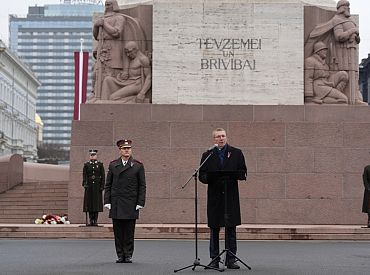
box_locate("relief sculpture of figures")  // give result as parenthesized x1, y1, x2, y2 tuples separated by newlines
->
(304, 0, 366, 105)
(304, 41, 348, 104)
(89, 0, 152, 103)
(91, 0, 127, 102)
(101, 41, 152, 103)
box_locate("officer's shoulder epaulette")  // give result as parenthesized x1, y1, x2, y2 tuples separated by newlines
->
(133, 159, 143, 164)
(109, 158, 122, 164)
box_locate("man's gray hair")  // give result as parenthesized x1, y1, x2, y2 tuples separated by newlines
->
(212, 128, 226, 137)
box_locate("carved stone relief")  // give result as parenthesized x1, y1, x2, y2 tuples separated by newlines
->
(88, 0, 152, 104)
(304, 0, 366, 105)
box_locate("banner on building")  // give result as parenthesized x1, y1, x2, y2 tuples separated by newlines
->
(73, 51, 89, 120)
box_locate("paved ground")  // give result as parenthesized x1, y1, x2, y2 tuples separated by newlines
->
(1, 239, 370, 274)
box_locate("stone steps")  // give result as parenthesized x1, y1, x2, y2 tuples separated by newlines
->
(1, 192, 68, 198)
(0, 196, 67, 202)
(0, 201, 67, 206)
(0, 205, 67, 210)
(10, 182, 68, 189)
(0, 180, 68, 223)
(16, 181, 67, 186)
(0, 210, 68, 216)
(1, 224, 370, 240)
(0, 218, 46, 224)
(7, 188, 68, 193)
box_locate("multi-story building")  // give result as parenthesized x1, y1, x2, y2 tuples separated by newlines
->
(0, 40, 40, 161)
(9, 1, 103, 153)
(360, 54, 370, 105)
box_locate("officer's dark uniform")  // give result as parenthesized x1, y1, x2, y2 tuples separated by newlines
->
(82, 149, 105, 226)
(104, 139, 146, 263)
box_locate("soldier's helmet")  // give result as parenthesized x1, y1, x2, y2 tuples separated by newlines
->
(314, 41, 328, 54)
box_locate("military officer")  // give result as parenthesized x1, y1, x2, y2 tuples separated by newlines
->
(82, 149, 105, 226)
(104, 139, 146, 263)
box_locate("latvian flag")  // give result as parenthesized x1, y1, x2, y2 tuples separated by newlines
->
(73, 51, 89, 120)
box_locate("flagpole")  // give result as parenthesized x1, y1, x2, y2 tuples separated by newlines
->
(79, 38, 84, 120)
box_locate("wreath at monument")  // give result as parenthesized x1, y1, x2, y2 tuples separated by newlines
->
(34, 214, 70, 225)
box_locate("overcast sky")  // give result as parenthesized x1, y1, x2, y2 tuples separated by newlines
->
(0, 0, 369, 61)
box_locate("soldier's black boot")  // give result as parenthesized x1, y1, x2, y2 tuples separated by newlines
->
(89, 212, 94, 226)
(367, 214, 370, 228)
(94, 213, 99, 226)
(90, 212, 98, 226)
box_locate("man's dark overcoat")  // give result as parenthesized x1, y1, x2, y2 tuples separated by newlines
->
(199, 145, 247, 228)
(104, 156, 146, 219)
(82, 160, 105, 212)
(362, 165, 370, 213)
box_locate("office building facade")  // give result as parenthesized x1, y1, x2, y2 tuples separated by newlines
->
(360, 54, 370, 105)
(9, 1, 103, 152)
(0, 40, 40, 161)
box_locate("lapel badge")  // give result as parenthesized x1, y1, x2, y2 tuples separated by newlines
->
(227, 152, 231, 158)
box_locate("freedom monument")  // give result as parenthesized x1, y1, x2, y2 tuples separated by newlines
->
(69, 0, 370, 225)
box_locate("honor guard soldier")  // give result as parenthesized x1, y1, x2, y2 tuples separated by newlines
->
(104, 139, 146, 263)
(82, 149, 105, 226)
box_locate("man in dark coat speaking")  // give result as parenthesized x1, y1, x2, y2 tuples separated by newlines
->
(362, 164, 370, 228)
(82, 149, 105, 226)
(199, 128, 247, 270)
(104, 139, 146, 263)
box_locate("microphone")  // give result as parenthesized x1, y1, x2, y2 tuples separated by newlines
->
(207, 144, 218, 151)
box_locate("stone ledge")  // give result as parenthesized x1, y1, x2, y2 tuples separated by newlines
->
(1, 224, 370, 240)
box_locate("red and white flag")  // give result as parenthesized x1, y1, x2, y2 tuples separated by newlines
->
(73, 51, 89, 120)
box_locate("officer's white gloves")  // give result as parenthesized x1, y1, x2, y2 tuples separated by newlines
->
(104, 204, 142, 210)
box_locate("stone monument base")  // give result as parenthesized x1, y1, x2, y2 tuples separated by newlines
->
(69, 104, 370, 225)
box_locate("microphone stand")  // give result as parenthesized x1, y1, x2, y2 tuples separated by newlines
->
(207, 172, 251, 270)
(174, 150, 222, 273)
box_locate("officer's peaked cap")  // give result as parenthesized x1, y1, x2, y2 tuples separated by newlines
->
(116, 139, 132, 148)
